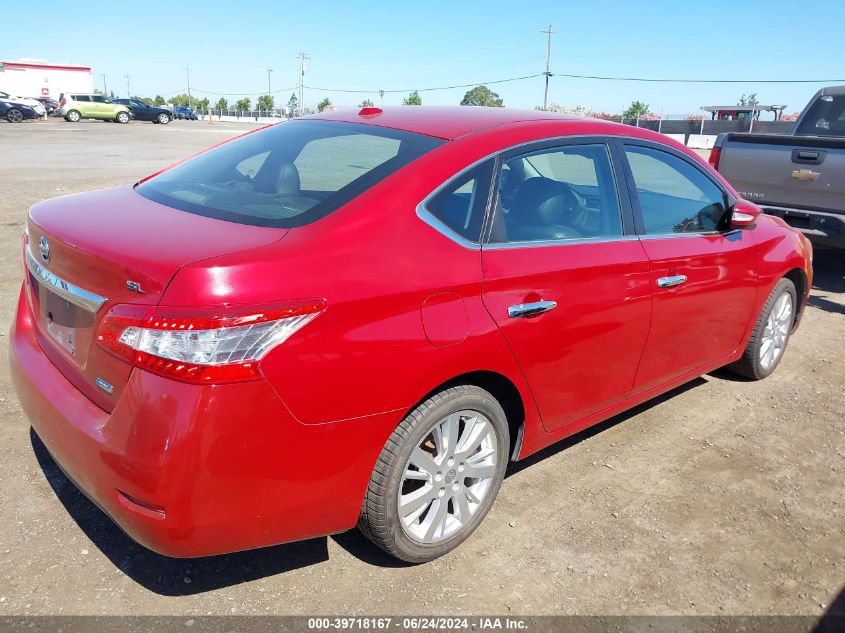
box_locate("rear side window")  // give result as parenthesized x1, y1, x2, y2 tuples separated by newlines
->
(73, 95, 90, 102)
(625, 146, 728, 235)
(424, 162, 493, 243)
(795, 94, 845, 136)
(136, 121, 444, 228)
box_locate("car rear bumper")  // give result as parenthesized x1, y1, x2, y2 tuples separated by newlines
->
(762, 205, 845, 249)
(10, 284, 400, 557)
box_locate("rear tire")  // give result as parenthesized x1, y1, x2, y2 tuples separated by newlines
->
(727, 278, 797, 380)
(6, 108, 23, 123)
(358, 385, 509, 563)
(65, 110, 81, 122)
(116, 111, 130, 124)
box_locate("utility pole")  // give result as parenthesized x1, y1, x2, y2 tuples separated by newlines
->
(100, 74, 108, 96)
(540, 24, 556, 110)
(297, 52, 309, 116)
(267, 66, 273, 96)
(184, 66, 192, 108)
(124, 74, 131, 98)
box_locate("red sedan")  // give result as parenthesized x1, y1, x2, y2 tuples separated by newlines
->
(10, 106, 812, 563)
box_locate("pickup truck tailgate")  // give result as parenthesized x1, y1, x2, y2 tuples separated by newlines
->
(718, 134, 845, 214)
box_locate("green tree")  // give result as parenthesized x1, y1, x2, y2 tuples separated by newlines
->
(235, 97, 251, 111)
(460, 85, 503, 107)
(197, 97, 209, 110)
(142, 97, 153, 105)
(623, 100, 650, 119)
(171, 94, 192, 107)
(359, 98, 374, 108)
(257, 94, 275, 111)
(317, 97, 333, 112)
(402, 90, 422, 106)
(153, 95, 165, 106)
(287, 92, 299, 116)
(215, 97, 228, 111)
(738, 93, 759, 107)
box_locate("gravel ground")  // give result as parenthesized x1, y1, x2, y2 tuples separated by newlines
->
(0, 118, 842, 617)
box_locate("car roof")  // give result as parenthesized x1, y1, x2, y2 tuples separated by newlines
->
(311, 106, 587, 140)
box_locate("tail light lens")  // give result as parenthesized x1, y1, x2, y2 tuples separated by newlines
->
(60, 96, 66, 106)
(708, 146, 721, 170)
(97, 300, 325, 384)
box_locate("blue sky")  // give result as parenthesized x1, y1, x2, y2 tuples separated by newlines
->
(5, 0, 845, 115)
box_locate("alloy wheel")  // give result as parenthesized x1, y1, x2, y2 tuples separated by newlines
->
(759, 292, 793, 371)
(398, 410, 498, 544)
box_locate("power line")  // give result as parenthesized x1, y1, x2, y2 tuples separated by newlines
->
(304, 73, 544, 94)
(551, 72, 845, 84)
(187, 86, 297, 96)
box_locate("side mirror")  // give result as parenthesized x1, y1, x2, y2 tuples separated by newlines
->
(730, 199, 761, 229)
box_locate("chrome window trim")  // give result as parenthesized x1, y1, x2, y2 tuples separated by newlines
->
(483, 234, 640, 250)
(638, 229, 742, 240)
(25, 247, 107, 313)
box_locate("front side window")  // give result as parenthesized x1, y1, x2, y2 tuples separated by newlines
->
(424, 162, 493, 243)
(136, 120, 444, 228)
(488, 143, 623, 243)
(625, 146, 728, 235)
(91, 95, 106, 103)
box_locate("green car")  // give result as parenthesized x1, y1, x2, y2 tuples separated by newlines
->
(59, 93, 131, 123)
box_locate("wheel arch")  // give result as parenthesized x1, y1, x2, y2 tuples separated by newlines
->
(783, 267, 807, 327)
(410, 370, 527, 462)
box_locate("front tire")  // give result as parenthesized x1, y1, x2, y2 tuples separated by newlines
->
(6, 108, 23, 123)
(65, 109, 81, 122)
(728, 278, 797, 380)
(116, 111, 130, 124)
(359, 385, 509, 563)
(157, 113, 170, 124)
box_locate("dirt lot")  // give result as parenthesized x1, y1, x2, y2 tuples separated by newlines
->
(0, 118, 842, 617)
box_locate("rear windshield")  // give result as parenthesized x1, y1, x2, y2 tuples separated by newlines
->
(794, 94, 845, 136)
(135, 120, 444, 227)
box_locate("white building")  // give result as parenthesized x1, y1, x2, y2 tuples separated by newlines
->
(0, 59, 93, 99)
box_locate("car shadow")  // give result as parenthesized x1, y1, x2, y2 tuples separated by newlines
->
(812, 248, 845, 292)
(506, 378, 706, 477)
(30, 429, 330, 596)
(814, 582, 845, 632)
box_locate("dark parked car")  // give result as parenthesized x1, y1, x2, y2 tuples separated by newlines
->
(113, 99, 172, 124)
(32, 96, 60, 115)
(173, 105, 198, 120)
(0, 100, 39, 123)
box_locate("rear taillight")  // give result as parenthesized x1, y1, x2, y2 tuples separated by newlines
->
(97, 300, 325, 384)
(708, 146, 721, 170)
(60, 96, 66, 106)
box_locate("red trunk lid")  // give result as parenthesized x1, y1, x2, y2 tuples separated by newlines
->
(25, 184, 287, 411)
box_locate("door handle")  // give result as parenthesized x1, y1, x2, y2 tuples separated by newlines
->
(508, 300, 558, 318)
(657, 274, 687, 288)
